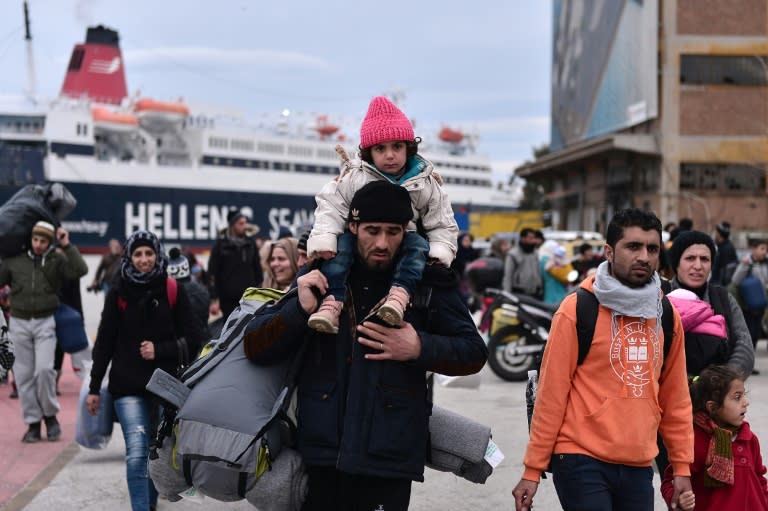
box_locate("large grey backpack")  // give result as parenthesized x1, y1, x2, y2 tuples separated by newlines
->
(147, 287, 307, 509)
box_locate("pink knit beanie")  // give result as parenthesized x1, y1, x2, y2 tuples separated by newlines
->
(359, 96, 415, 149)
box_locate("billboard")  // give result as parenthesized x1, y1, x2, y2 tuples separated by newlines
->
(550, 0, 659, 150)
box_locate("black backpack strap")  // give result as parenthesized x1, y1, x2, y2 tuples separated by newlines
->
(576, 288, 675, 366)
(575, 288, 598, 365)
(661, 296, 674, 364)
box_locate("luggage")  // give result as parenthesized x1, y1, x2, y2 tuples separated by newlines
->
(147, 287, 307, 508)
(54, 303, 89, 353)
(0, 182, 76, 258)
(75, 363, 113, 449)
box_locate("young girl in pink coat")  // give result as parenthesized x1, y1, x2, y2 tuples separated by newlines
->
(661, 365, 768, 510)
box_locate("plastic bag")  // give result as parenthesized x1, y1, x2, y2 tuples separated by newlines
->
(75, 363, 113, 449)
(70, 343, 92, 380)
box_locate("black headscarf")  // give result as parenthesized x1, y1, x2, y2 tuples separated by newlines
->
(120, 230, 168, 286)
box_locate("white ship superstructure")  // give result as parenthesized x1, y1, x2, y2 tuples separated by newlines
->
(0, 24, 514, 248)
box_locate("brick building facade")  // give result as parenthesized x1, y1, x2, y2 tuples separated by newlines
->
(517, 0, 768, 239)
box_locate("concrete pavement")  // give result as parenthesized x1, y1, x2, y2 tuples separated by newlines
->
(3, 255, 768, 510)
(7, 350, 768, 510)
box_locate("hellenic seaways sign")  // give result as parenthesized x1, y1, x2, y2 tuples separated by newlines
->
(0, 182, 317, 249)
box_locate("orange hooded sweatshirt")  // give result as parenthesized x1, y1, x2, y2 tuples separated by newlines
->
(522, 276, 693, 482)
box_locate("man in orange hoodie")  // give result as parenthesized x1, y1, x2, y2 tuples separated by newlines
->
(512, 208, 694, 511)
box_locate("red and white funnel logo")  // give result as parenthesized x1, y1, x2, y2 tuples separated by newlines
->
(87, 56, 122, 75)
(60, 26, 127, 105)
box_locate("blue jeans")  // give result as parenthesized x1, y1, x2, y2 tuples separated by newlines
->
(113, 396, 158, 511)
(551, 454, 654, 511)
(322, 231, 429, 301)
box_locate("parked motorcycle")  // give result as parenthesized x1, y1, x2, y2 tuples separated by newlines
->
(478, 288, 557, 381)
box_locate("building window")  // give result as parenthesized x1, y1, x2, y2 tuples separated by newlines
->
(680, 55, 768, 85)
(680, 163, 765, 191)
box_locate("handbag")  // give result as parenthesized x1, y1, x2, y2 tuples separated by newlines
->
(738, 274, 767, 310)
(54, 303, 89, 353)
(75, 363, 114, 449)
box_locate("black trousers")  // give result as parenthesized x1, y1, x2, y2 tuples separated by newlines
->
(301, 466, 412, 511)
(743, 307, 765, 350)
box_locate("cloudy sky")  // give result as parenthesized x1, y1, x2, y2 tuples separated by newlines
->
(0, 1, 552, 178)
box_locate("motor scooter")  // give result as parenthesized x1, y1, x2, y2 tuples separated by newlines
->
(477, 288, 558, 381)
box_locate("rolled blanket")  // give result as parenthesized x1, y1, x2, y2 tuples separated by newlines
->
(148, 444, 185, 502)
(246, 447, 308, 511)
(428, 405, 494, 484)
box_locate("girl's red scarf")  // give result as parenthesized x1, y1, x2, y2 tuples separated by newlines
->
(693, 411, 739, 487)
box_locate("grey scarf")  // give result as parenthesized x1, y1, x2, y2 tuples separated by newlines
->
(592, 261, 662, 319)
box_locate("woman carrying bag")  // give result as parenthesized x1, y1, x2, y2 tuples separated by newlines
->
(85, 230, 205, 511)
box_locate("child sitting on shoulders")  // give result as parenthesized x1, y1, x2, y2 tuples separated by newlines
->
(306, 96, 458, 333)
(661, 365, 768, 510)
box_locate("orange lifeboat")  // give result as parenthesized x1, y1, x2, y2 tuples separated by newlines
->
(91, 106, 139, 132)
(314, 115, 339, 139)
(134, 98, 189, 124)
(438, 127, 464, 144)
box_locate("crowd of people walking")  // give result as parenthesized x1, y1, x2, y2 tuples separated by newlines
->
(2, 96, 768, 511)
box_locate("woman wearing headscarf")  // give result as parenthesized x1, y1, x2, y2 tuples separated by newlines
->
(262, 237, 300, 291)
(666, 230, 754, 377)
(655, 230, 755, 476)
(86, 231, 206, 511)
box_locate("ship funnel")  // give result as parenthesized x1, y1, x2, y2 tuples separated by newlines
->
(60, 25, 128, 105)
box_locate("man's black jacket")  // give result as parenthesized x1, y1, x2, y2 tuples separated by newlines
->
(243, 264, 487, 481)
(207, 232, 262, 314)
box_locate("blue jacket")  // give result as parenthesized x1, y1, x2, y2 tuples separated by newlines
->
(243, 264, 487, 481)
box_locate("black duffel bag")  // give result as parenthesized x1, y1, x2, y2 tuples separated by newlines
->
(0, 183, 77, 258)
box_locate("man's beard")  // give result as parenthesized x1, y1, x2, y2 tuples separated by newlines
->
(365, 258, 392, 272)
(362, 250, 395, 272)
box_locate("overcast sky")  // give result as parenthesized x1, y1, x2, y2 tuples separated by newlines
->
(0, 1, 552, 178)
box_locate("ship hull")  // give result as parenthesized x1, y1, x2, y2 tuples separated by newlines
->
(0, 181, 476, 251)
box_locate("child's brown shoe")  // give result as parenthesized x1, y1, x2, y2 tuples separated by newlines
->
(308, 296, 343, 334)
(376, 286, 410, 326)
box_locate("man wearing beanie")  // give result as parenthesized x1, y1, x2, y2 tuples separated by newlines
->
(243, 182, 487, 510)
(207, 209, 263, 320)
(0, 221, 88, 442)
(306, 95, 458, 333)
(168, 247, 210, 340)
(711, 221, 738, 286)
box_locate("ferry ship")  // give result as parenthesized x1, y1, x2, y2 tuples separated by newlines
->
(0, 23, 516, 250)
